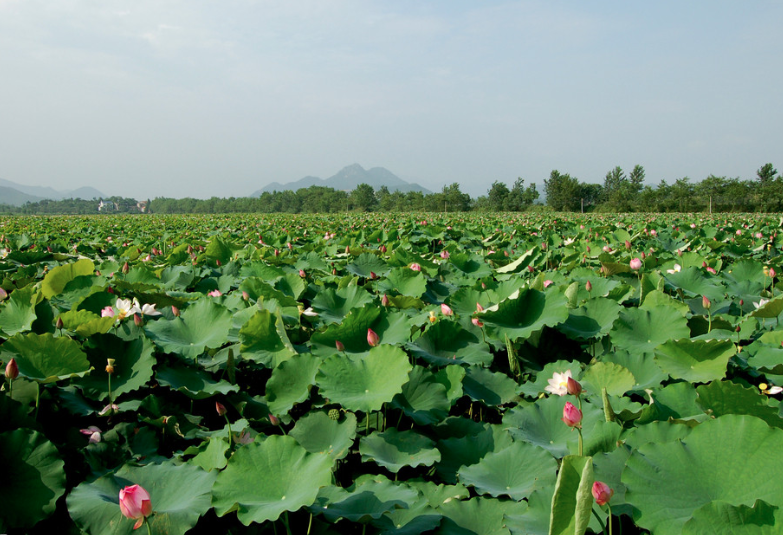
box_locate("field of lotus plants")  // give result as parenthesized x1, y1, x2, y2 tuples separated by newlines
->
(2, 212, 783, 535)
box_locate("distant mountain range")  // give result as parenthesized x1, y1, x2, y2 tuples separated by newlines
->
(253, 164, 431, 196)
(0, 178, 106, 206)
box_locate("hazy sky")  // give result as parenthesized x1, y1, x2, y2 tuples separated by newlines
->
(1, 1, 781, 199)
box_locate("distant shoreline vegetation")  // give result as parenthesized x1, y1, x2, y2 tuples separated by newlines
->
(1, 163, 779, 214)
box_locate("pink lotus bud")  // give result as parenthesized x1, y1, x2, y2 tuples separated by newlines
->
(370, 271, 377, 280)
(625, 240, 631, 250)
(481, 282, 487, 289)
(410, 263, 422, 271)
(242, 291, 250, 301)
(216, 259, 221, 267)
(121, 261, 130, 274)
(740, 299, 744, 306)
(274, 249, 280, 257)
(702, 296, 711, 310)
(380, 245, 387, 253)
(476, 303, 484, 312)
(299, 269, 306, 278)
(771, 268, 777, 279)
(381, 294, 389, 306)
(101, 306, 115, 317)
(585, 281, 592, 292)
(335, 340, 345, 351)
(706, 266, 716, 274)
(440, 250, 450, 259)
(208, 289, 222, 297)
(641, 252, 646, 260)
(592, 481, 614, 506)
(367, 328, 380, 347)
(562, 401, 582, 427)
(269, 414, 280, 426)
(702, 261, 708, 268)
(441, 303, 453, 316)
(472, 317, 484, 328)
(629, 258, 642, 270)
(0, 288, 7, 301)
(527, 265, 534, 273)
(566, 377, 582, 396)
(603, 246, 612, 253)
(6, 358, 18, 380)
(543, 280, 554, 288)
(586, 246, 591, 253)
(133, 313, 142, 327)
(171, 306, 180, 317)
(287, 242, 292, 250)
(56, 317, 64, 330)
(651, 229, 657, 237)
(215, 401, 227, 416)
(119, 484, 153, 530)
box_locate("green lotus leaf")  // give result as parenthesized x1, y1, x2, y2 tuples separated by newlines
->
(389, 248, 438, 276)
(437, 496, 528, 535)
(746, 343, 783, 375)
(0, 333, 90, 383)
(480, 288, 569, 342)
(406, 480, 470, 508)
(457, 441, 556, 500)
(549, 455, 594, 535)
(189, 436, 230, 472)
(41, 258, 94, 299)
(682, 500, 783, 535)
(346, 252, 390, 278)
(239, 277, 298, 307)
(623, 415, 783, 535)
(620, 420, 693, 451)
(144, 298, 232, 360)
(77, 334, 155, 401)
(371, 498, 441, 535)
(155, 363, 239, 399)
(559, 298, 621, 340)
(654, 339, 735, 382)
(516, 360, 582, 398)
(750, 295, 783, 318)
(75, 316, 116, 337)
(391, 365, 452, 425)
(640, 289, 691, 316)
(316, 345, 412, 414)
(435, 365, 466, 404)
(447, 287, 492, 318)
(495, 247, 538, 274)
(376, 267, 428, 298)
(609, 306, 690, 353)
(295, 251, 329, 273)
(0, 286, 37, 337)
(266, 353, 320, 416)
(213, 435, 333, 525)
(238, 309, 296, 367)
(159, 265, 197, 290)
(310, 478, 418, 523)
(68, 459, 216, 535)
(408, 320, 493, 367)
(462, 367, 518, 407)
(695, 380, 783, 429)
(724, 259, 767, 286)
(581, 362, 636, 397)
(435, 425, 514, 484)
(504, 487, 553, 535)
(311, 305, 411, 355)
(449, 252, 492, 278)
(310, 285, 375, 323)
(360, 428, 441, 472)
(602, 350, 667, 392)
(239, 261, 285, 281)
(289, 410, 357, 461)
(665, 266, 725, 300)
(0, 429, 65, 529)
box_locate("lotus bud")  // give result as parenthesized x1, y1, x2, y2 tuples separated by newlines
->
(171, 306, 180, 317)
(625, 240, 631, 250)
(345, 246, 350, 254)
(215, 259, 221, 267)
(381, 294, 389, 307)
(481, 282, 487, 289)
(586, 281, 593, 292)
(440, 250, 450, 259)
(592, 481, 614, 506)
(287, 242, 292, 250)
(332, 268, 337, 275)
(134, 313, 142, 327)
(105, 358, 115, 375)
(441, 303, 453, 316)
(702, 296, 711, 310)
(367, 328, 380, 347)
(299, 269, 306, 278)
(429, 310, 437, 323)
(335, 340, 345, 351)
(562, 401, 582, 427)
(586, 246, 591, 253)
(640, 252, 646, 260)
(528, 265, 534, 273)
(476, 303, 484, 312)
(771, 268, 777, 279)
(215, 401, 227, 417)
(629, 258, 642, 270)
(119, 484, 153, 530)
(566, 377, 582, 396)
(0, 288, 7, 302)
(370, 271, 377, 280)
(274, 249, 279, 257)
(269, 414, 280, 426)
(121, 261, 130, 274)
(472, 317, 484, 328)
(736, 325, 741, 332)
(54, 316, 64, 330)
(410, 263, 422, 272)
(740, 299, 744, 306)
(6, 358, 18, 380)
(702, 261, 708, 268)
(380, 245, 387, 253)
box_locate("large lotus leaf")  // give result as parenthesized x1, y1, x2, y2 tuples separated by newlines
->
(435, 365, 466, 404)
(640, 289, 691, 316)
(389, 249, 439, 277)
(159, 265, 197, 290)
(310, 285, 375, 323)
(145, 298, 232, 360)
(636, 381, 706, 425)
(360, 428, 441, 472)
(503, 395, 602, 457)
(77, 334, 155, 401)
(155, 363, 239, 399)
(408, 320, 493, 367)
(581, 362, 636, 397)
(602, 350, 667, 392)
(376, 267, 428, 298)
(559, 298, 621, 340)
(0, 429, 65, 529)
(41, 258, 94, 298)
(485, 278, 526, 305)
(188, 436, 230, 472)
(462, 367, 518, 407)
(310, 478, 418, 523)
(289, 410, 357, 461)
(665, 266, 725, 300)
(695, 380, 783, 429)
(239, 277, 298, 307)
(68, 458, 216, 535)
(371, 498, 442, 535)
(495, 247, 538, 274)
(479, 288, 569, 342)
(504, 487, 553, 535)
(516, 360, 582, 398)
(437, 496, 527, 535)
(407, 480, 470, 508)
(213, 435, 333, 525)
(435, 425, 514, 484)
(620, 420, 693, 451)
(447, 287, 492, 318)
(0, 286, 37, 337)
(346, 253, 391, 278)
(391, 365, 452, 426)
(238, 309, 296, 367)
(295, 251, 329, 273)
(457, 441, 556, 500)
(746, 343, 783, 375)
(654, 339, 735, 382)
(724, 259, 767, 286)
(449, 252, 493, 278)
(266, 354, 320, 416)
(310, 305, 411, 355)
(239, 261, 285, 281)
(0, 333, 90, 383)
(316, 345, 412, 414)
(609, 306, 690, 353)
(623, 415, 783, 535)
(751, 295, 783, 318)
(682, 500, 783, 535)
(549, 455, 594, 535)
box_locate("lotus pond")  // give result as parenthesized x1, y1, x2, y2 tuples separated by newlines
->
(2, 212, 783, 535)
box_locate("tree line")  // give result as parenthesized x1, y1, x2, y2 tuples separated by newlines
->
(0, 163, 779, 214)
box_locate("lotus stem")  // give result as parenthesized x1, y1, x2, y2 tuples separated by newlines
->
(591, 507, 606, 534)
(307, 513, 313, 535)
(145, 518, 152, 535)
(608, 503, 614, 535)
(224, 415, 233, 446)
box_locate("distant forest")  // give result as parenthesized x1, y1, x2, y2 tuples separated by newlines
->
(1, 163, 780, 214)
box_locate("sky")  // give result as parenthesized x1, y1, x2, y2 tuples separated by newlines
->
(1, 1, 781, 200)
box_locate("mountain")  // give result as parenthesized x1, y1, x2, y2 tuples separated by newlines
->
(252, 164, 432, 196)
(0, 178, 106, 206)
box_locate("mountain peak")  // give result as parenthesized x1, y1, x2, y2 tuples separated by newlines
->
(253, 165, 431, 196)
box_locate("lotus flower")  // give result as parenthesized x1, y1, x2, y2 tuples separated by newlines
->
(335, 340, 345, 351)
(754, 298, 770, 309)
(543, 280, 554, 288)
(472, 317, 484, 328)
(101, 306, 115, 317)
(119, 484, 153, 530)
(410, 263, 422, 272)
(208, 289, 222, 297)
(592, 481, 613, 506)
(115, 298, 141, 320)
(441, 303, 453, 316)
(367, 328, 380, 347)
(666, 263, 682, 274)
(566, 377, 582, 396)
(5, 357, 18, 380)
(545, 370, 573, 396)
(215, 401, 227, 416)
(80, 426, 102, 444)
(629, 258, 642, 270)
(440, 250, 450, 259)
(561, 402, 582, 427)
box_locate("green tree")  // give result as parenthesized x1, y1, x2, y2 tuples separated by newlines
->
(350, 183, 378, 212)
(544, 170, 581, 211)
(487, 181, 510, 211)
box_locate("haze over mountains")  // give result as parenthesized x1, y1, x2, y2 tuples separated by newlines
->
(253, 164, 432, 196)
(0, 178, 105, 206)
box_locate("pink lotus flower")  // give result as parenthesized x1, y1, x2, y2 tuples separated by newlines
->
(441, 303, 453, 316)
(566, 377, 582, 396)
(101, 306, 115, 318)
(543, 280, 554, 288)
(208, 289, 222, 297)
(440, 250, 450, 259)
(119, 484, 153, 530)
(592, 481, 613, 506)
(367, 328, 380, 347)
(381, 294, 389, 306)
(215, 401, 227, 416)
(706, 266, 716, 274)
(630, 258, 642, 270)
(585, 281, 593, 292)
(410, 263, 422, 272)
(561, 402, 582, 427)
(6, 358, 18, 380)
(335, 340, 345, 351)
(472, 317, 484, 328)
(299, 269, 306, 278)
(80, 426, 102, 444)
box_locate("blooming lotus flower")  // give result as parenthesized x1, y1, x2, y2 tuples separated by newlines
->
(115, 298, 141, 320)
(562, 402, 582, 427)
(545, 370, 573, 396)
(592, 481, 613, 506)
(101, 306, 115, 317)
(119, 484, 153, 530)
(563, 238, 575, 246)
(301, 307, 318, 317)
(666, 264, 682, 274)
(629, 258, 642, 270)
(410, 263, 422, 272)
(80, 425, 102, 444)
(208, 289, 222, 297)
(441, 303, 453, 316)
(543, 280, 554, 288)
(754, 298, 770, 309)
(367, 328, 380, 347)
(140, 302, 161, 316)
(440, 250, 450, 259)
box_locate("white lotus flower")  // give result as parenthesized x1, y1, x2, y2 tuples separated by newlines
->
(563, 238, 575, 246)
(545, 370, 573, 396)
(115, 298, 141, 320)
(140, 302, 161, 316)
(754, 298, 770, 309)
(666, 264, 682, 274)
